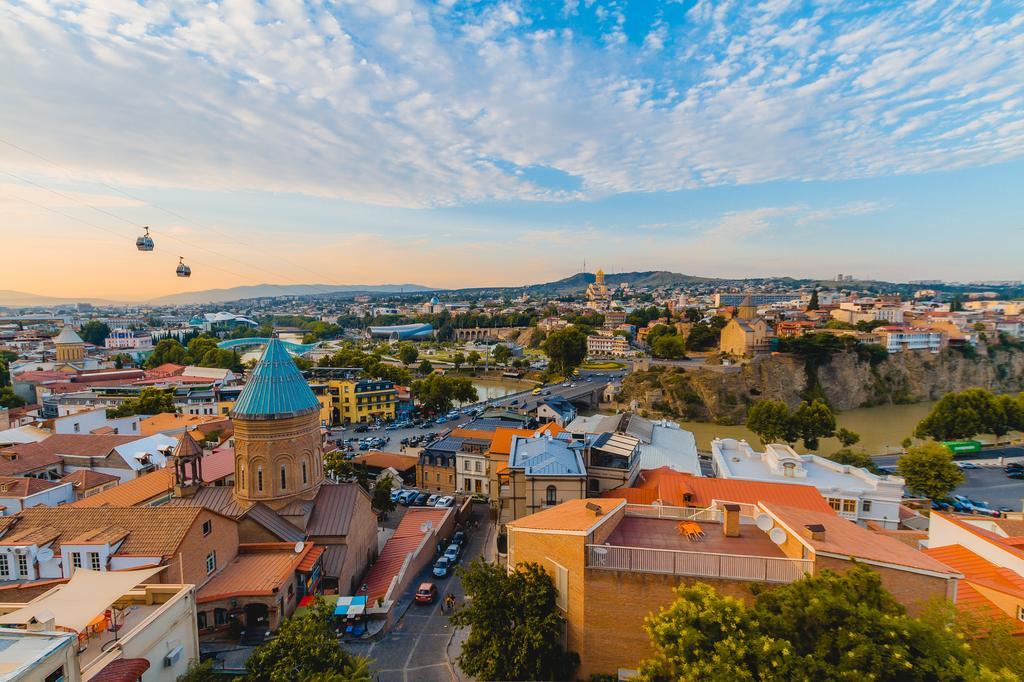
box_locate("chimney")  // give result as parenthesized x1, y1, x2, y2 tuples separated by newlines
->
(722, 503, 740, 537)
(802, 524, 826, 541)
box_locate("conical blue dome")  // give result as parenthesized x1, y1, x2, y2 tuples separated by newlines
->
(230, 339, 321, 420)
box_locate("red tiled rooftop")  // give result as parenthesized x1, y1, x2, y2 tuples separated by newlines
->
(360, 508, 450, 603)
(603, 468, 834, 514)
(198, 543, 315, 603)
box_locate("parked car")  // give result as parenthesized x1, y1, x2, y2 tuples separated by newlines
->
(415, 582, 437, 603)
(432, 557, 452, 578)
(435, 496, 455, 507)
(398, 490, 419, 505)
(427, 494, 440, 506)
(1008, 471, 1024, 480)
(436, 417, 447, 424)
(390, 489, 404, 503)
(443, 543, 461, 563)
(452, 530, 466, 547)
(414, 492, 430, 506)
(957, 462, 980, 469)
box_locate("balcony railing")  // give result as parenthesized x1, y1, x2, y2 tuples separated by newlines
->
(624, 502, 761, 523)
(586, 544, 812, 584)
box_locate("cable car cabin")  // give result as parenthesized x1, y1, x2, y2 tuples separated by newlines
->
(176, 257, 191, 278)
(135, 226, 154, 251)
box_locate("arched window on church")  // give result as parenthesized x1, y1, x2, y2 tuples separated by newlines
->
(257, 467, 263, 492)
(302, 461, 308, 485)
(239, 467, 245, 490)
(280, 464, 287, 490)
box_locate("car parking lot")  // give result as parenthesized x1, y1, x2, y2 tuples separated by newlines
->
(951, 465, 1024, 511)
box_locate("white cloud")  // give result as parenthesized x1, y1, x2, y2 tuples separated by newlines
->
(0, 1, 1021, 208)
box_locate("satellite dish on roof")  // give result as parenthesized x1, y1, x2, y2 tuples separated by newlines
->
(36, 547, 54, 562)
(769, 527, 787, 545)
(755, 514, 774, 532)
(294, 542, 305, 554)
(420, 520, 433, 533)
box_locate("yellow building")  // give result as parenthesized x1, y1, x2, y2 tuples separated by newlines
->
(316, 377, 398, 425)
(54, 326, 85, 362)
(719, 316, 772, 357)
(586, 269, 611, 309)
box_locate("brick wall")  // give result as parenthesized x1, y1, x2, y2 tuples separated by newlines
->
(172, 510, 240, 589)
(815, 555, 953, 615)
(581, 570, 764, 679)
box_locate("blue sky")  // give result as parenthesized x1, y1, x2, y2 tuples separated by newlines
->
(0, 0, 1022, 299)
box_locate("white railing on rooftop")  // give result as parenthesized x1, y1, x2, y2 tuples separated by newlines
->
(624, 503, 761, 523)
(586, 544, 812, 584)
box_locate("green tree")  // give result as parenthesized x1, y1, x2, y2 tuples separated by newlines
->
(397, 342, 419, 367)
(79, 320, 111, 346)
(451, 352, 466, 371)
(828, 447, 877, 472)
(492, 344, 512, 366)
(0, 355, 10, 388)
(145, 338, 188, 368)
(919, 597, 1024, 676)
(412, 373, 478, 414)
(451, 559, 579, 681)
(111, 353, 134, 369)
(745, 399, 793, 445)
(106, 387, 176, 417)
(915, 388, 999, 441)
(246, 597, 371, 682)
(992, 393, 1024, 444)
(176, 659, 219, 682)
(467, 350, 481, 368)
(528, 327, 547, 348)
(541, 327, 588, 376)
(949, 295, 963, 312)
(684, 319, 724, 351)
(324, 450, 354, 481)
(418, 359, 434, 375)
(791, 399, 836, 450)
(0, 387, 26, 409)
(651, 334, 687, 359)
(897, 442, 965, 500)
(836, 427, 861, 447)
(807, 288, 819, 310)
(372, 474, 396, 517)
(637, 566, 997, 682)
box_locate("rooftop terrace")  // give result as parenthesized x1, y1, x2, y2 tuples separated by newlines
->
(589, 508, 812, 584)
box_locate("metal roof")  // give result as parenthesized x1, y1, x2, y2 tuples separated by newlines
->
(53, 326, 83, 344)
(230, 338, 321, 420)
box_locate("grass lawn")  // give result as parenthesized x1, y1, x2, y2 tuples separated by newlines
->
(581, 360, 626, 370)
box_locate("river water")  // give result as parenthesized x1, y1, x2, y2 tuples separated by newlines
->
(675, 401, 940, 455)
(467, 378, 533, 403)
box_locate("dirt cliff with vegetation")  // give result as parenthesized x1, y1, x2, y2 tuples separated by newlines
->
(619, 344, 1024, 424)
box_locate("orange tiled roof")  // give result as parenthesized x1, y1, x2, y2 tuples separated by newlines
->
(449, 428, 495, 443)
(0, 476, 62, 497)
(139, 413, 228, 436)
(762, 502, 959, 575)
(489, 423, 564, 456)
(197, 543, 315, 603)
(603, 467, 835, 514)
(6, 505, 205, 555)
(923, 544, 1024, 596)
(351, 451, 419, 471)
(71, 468, 173, 507)
(507, 498, 625, 533)
(58, 469, 120, 490)
(297, 545, 325, 573)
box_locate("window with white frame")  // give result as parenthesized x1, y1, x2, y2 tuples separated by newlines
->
(17, 554, 29, 577)
(72, 552, 82, 569)
(88, 552, 101, 571)
(206, 551, 216, 574)
(0, 555, 10, 579)
(862, 499, 872, 513)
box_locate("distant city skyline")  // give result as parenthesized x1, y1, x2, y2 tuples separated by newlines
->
(1, 1, 1022, 299)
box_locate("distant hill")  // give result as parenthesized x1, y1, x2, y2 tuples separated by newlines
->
(0, 290, 124, 307)
(146, 282, 434, 306)
(529, 270, 714, 293)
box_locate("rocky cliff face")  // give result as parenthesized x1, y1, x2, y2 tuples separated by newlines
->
(620, 346, 1024, 424)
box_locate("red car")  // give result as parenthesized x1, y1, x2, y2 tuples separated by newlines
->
(415, 582, 437, 604)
